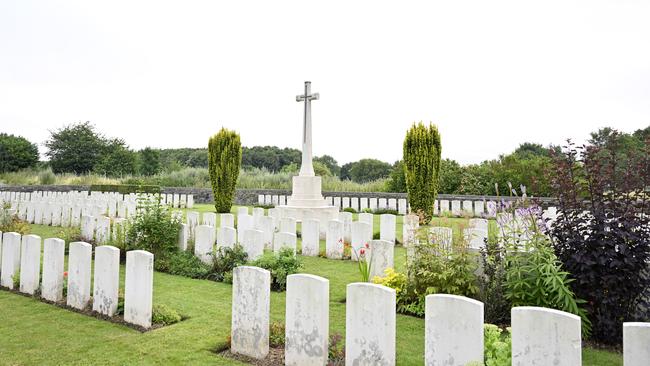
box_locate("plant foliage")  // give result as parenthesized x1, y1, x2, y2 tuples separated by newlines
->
(208, 128, 242, 213)
(403, 122, 441, 223)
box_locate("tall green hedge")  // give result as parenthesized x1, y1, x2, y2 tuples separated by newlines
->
(208, 128, 242, 213)
(403, 122, 441, 222)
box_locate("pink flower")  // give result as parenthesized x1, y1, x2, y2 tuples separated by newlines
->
(364, 242, 370, 249)
(360, 248, 366, 256)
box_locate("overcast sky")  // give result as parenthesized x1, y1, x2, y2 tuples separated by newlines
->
(1, 1, 649, 165)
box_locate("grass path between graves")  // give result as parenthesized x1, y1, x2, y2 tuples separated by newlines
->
(0, 205, 623, 365)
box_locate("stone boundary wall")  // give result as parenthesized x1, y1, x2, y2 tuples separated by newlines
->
(0, 185, 556, 207)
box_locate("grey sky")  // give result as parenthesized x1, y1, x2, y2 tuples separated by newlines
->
(1, 0, 649, 165)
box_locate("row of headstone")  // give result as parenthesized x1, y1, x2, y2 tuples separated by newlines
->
(0, 232, 154, 328)
(230, 272, 650, 365)
(0, 191, 194, 225)
(257, 194, 409, 215)
(80, 215, 127, 244)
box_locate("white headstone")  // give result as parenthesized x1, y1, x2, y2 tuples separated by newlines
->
(439, 200, 450, 214)
(187, 195, 194, 209)
(242, 229, 264, 260)
(380, 214, 396, 243)
(474, 201, 485, 216)
(511, 306, 582, 365)
(338, 211, 353, 243)
(624, 322, 650, 366)
(258, 216, 274, 250)
(345, 283, 396, 365)
(326, 220, 344, 259)
(237, 214, 254, 240)
(124, 250, 154, 328)
(41, 238, 65, 302)
(217, 226, 237, 250)
(280, 217, 297, 234)
(369, 240, 394, 279)
(237, 206, 249, 216)
(469, 218, 489, 232)
(252, 207, 264, 229)
(81, 215, 95, 242)
(430, 227, 453, 251)
(451, 200, 462, 216)
(398, 198, 407, 215)
(351, 222, 371, 261)
(178, 223, 189, 251)
(50, 204, 62, 226)
(93, 246, 120, 316)
(358, 212, 374, 233)
(273, 232, 297, 254)
(186, 211, 199, 234)
(425, 294, 484, 365)
(67, 242, 92, 310)
(19, 234, 41, 295)
(203, 212, 217, 227)
(220, 213, 234, 228)
(195, 225, 215, 264)
(231, 266, 270, 359)
(301, 219, 320, 256)
(462, 200, 473, 215)
(465, 228, 488, 250)
(285, 274, 329, 366)
(95, 216, 111, 244)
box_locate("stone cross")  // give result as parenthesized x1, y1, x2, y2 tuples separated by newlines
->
(296, 81, 319, 177)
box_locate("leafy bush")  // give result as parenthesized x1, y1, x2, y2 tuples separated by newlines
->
(342, 207, 357, 214)
(403, 122, 441, 223)
(206, 245, 248, 282)
(126, 195, 181, 259)
(0, 133, 39, 173)
(328, 333, 346, 364)
(208, 128, 242, 213)
(483, 324, 511, 366)
(477, 245, 510, 326)
(252, 248, 302, 291)
(152, 304, 182, 326)
(377, 233, 479, 317)
(550, 138, 650, 343)
(155, 251, 210, 278)
(38, 167, 56, 185)
(372, 208, 398, 216)
(0, 206, 30, 235)
(269, 321, 285, 347)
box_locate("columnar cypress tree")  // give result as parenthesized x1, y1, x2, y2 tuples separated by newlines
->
(403, 122, 442, 223)
(208, 128, 242, 213)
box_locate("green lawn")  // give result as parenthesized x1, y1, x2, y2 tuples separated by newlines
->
(0, 204, 623, 365)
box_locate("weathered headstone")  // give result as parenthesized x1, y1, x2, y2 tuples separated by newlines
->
(511, 306, 581, 365)
(273, 232, 297, 254)
(194, 225, 215, 264)
(369, 240, 394, 279)
(451, 200, 462, 216)
(67, 242, 92, 310)
(465, 228, 488, 250)
(178, 223, 189, 251)
(242, 229, 264, 260)
(220, 213, 234, 228)
(326, 220, 344, 259)
(338, 211, 353, 243)
(19, 234, 41, 295)
(93, 246, 120, 316)
(301, 219, 320, 256)
(623, 322, 650, 366)
(231, 266, 270, 359)
(285, 274, 329, 365)
(358, 212, 374, 234)
(203, 212, 217, 227)
(41, 238, 65, 302)
(124, 250, 154, 328)
(425, 294, 484, 365)
(95, 216, 111, 244)
(280, 217, 297, 235)
(216, 226, 237, 250)
(237, 214, 254, 241)
(81, 215, 95, 241)
(351, 222, 371, 261)
(346, 283, 396, 365)
(258, 216, 274, 249)
(380, 214, 396, 243)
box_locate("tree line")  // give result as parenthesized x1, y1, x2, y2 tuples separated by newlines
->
(1, 121, 647, 197)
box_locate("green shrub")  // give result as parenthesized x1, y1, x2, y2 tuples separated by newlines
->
(269, 321, 285, 347)
(372, 208, 398, 215)
(207, 244, 248, 282)
(208, 128, 242, 213)
(0, 207, 30, 235)
(484, 324, 511, 366)
(403, 122, 441, 223)
(152, 304, 182, 326)
(252, 248, 302, 291)
(126, 195, 181, 259)
(342, 207, 357, 214)
(38, 167, 56, 185)
(155, 251, 210, 279)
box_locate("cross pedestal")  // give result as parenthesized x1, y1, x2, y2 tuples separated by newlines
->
(277, 81, 338, 236)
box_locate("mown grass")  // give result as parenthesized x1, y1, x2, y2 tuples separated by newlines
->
(0, 204, 623, 365)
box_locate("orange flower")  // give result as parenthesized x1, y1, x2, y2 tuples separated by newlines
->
(63, 271, 68, 277)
